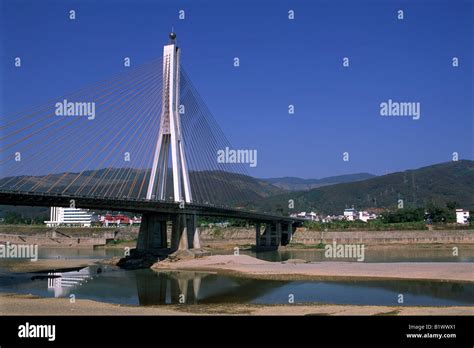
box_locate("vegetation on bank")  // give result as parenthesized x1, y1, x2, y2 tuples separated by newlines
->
(304, 204, 472, 231)
(380, 203, 462, 224)
(2, 211, 48, 225)
(198, 216, 248, 227)
(303, 220, 428, 231)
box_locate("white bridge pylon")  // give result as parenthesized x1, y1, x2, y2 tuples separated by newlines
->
(147, 33, 192, 203)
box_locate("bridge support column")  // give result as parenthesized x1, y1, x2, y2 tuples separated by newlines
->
(265, 224, 272, 247)
(275, 222, 282, 246)
(171, 214, 201, 251)
(192, 215, 201, 249)
(255, 223, 261, 248)
(256, 222, 285, 251)
(281, 222, 293, 246)
(137, 213, 168, 252)
(171, 214, 185, 251)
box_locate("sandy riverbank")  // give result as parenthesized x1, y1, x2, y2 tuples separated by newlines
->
(1, 293, 472, 316)
(152, 254, 474, 282)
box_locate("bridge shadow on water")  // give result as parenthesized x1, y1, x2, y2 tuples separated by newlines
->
(134, 270, 286, 305)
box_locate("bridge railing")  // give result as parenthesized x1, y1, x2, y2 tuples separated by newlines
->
(0, 189, 288, 219)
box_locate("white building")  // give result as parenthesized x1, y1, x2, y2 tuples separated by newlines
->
(358, 211, 377, 223)
(296, 212, 307, 219)
(45, 207, 92, 227)
(343, 208, 357, 221)
(295, 211, 319, 221)
(456, 209, 470, 224)
(322, 215, 344, 223)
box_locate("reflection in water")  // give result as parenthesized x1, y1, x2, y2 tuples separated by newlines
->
(245, 247, 474, 263)
(135, 271, 216, 305)
(133, 270, 474, 306)
(47, 268, 91, 297)
(135, 270, 289, 305)
(1, 261, 473, 307)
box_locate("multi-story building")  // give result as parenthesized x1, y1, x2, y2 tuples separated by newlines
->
(45, 207, 92, 227)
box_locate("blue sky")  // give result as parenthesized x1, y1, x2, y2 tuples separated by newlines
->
(1, 0, 473, 178)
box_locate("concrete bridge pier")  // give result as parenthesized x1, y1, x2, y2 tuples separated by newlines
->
(193, 217, 201, 249)
(255, 223, 262, 248)
(281, 222, 293, 246)
(256, 221, 284, 251)
(136, 213, 168, 251)
(171, 213, 201, 251)
(136, 212, 202, 255)
(171, 214, 185, 251)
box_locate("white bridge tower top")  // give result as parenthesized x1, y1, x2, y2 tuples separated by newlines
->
(146, 32, 192, 203)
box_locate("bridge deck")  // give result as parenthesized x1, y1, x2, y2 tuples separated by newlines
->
(0, 190, 303, 224)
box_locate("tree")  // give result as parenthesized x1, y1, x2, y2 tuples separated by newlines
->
(426, 204, 455, 223)
(380, 208, 425, 223)
(446, 201, 458, 210)
(4, 211, 23, 224)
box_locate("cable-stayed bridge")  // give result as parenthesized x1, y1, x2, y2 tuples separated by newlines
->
(0, 33, 301, 252)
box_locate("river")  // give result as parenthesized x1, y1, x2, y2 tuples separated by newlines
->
(1, 246, 473, 307)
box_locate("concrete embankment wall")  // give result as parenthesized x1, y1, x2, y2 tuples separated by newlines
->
(0, 225, 138, 248)
(1, 225, 473, 247)
(199, 228, 256, 245)
(0, 233, 107, 248)
(199, 227, 474, 245)
(293, 229, 474, 245)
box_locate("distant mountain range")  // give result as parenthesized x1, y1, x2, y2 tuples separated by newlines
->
(1, 160, 473, 218)
(254, 160, 474, 215)
(261, 173, 376, 191)
(0, 168, 282, 206)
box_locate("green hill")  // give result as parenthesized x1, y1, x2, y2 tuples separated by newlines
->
(254, 160, 474, 215)
(261, 173, 376, 191)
